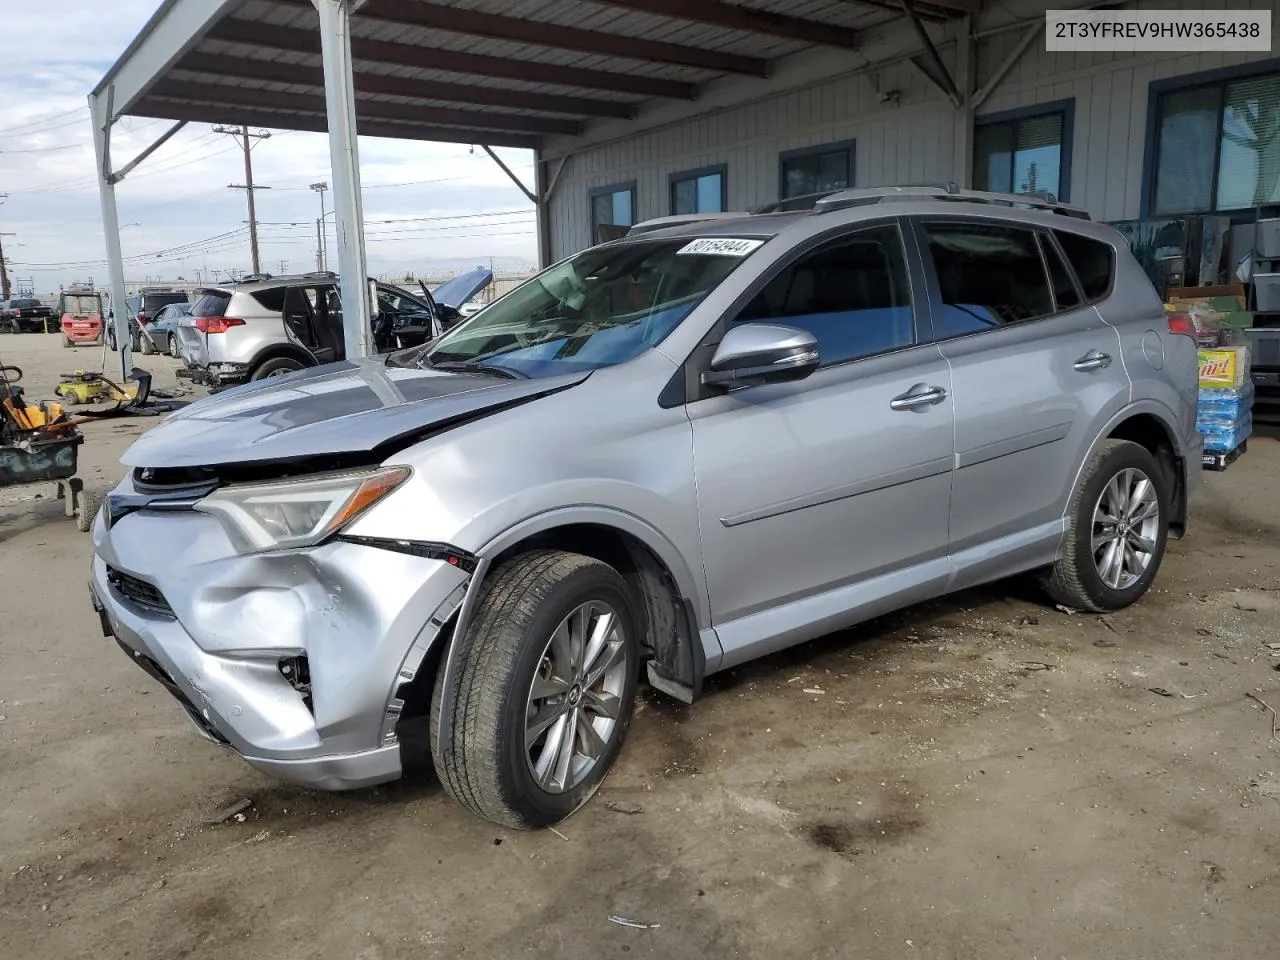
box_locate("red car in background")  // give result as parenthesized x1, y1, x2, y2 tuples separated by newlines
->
(57, 290, 104, 347)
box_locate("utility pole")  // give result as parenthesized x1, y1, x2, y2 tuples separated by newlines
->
(0, 235, 12, 302)
(216, 125, 271, 275)
(0, 193, 10, 300)
(310, 182, 328, 271)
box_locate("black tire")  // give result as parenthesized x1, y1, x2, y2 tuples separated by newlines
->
(130, 332, 141, 353)
(139, 334, 156, 356)
(106, 328, 117, 351)
(1041, 439, 1171, 613)
(58, 389, 79, 406)
(431, 550, 640, 829)
(169, 335, 182, 359)
(249, 356, 306, 380)
(9, 319, 19, 335)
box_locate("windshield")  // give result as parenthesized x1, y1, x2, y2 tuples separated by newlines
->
(62, 295, 101, 314)
(417, 238, 760, 377)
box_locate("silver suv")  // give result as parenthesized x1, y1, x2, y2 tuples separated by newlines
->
(90, 187, 1200, 829)
(176, 270, 491, 386)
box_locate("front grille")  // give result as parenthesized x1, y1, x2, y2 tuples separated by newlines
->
(106, 566, 174, 618)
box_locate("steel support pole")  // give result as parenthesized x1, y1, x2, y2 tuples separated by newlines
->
(89, 88, 132, 380)
(314, 0, 371, 360)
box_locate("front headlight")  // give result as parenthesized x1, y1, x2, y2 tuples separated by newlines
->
(195, 466, 410, 554)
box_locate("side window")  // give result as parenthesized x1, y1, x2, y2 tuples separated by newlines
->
(733, 224, 914, 366)
(923, 222, 1054, 338)
(1054, 230, 1114, 302)
(252, 287, 287, 312)
(1039, 234, 1082, 310)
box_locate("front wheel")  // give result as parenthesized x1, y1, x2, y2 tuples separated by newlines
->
(1041, 439, 1171, 613)
(169, 335, 182, 359)
(431, 551, 639, 829)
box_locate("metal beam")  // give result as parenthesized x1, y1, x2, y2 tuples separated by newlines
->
(174, 53, 636, 119)
(972, 21, 1042, 108)
(588, 0, 861, 49)
(88, 88, 133, 382)
(482, 146, 537, 206)
(109, 120, 187, 184)
(900, 0, 961, 106)
(148, 80, 583, 135)
(132, 100, 542, 149)
(918, 0, 981, 14)
(314, 0, 372, 362)
(840, 0, 950, 21)
(207, 19, 697, 100)
(92, 0, 243, 117)
(354, 0, 769, 76)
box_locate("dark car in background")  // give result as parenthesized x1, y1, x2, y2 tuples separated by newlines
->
(107, 289, 189, 352)
(1, 298, 55, 334)
(143, 301, 192, 357)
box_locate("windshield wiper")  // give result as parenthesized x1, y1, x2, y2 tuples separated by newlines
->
(426, 359, 525, 379)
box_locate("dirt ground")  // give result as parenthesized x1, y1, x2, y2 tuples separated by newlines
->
(2, 331, 1279, 960)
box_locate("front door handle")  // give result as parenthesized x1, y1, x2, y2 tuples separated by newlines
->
(890, 384, 948, 411)
(1073, 351, 1113, 372)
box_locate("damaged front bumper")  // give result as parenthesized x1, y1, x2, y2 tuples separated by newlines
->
(90, 503, 471, 790)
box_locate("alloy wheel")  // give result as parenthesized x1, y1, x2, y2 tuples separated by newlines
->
(1091, 467, 1160, 590)
(524, 600, 629, 794)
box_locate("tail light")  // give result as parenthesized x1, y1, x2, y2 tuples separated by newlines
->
(195, 316, 245, 334)
(1167, 311, 1195, 338)
(136, 312, 148, 325)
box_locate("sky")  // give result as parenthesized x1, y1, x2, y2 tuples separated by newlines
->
(0, 1, 539, 296)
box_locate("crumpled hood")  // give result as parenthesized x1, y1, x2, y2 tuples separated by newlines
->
(122, 358, 589, 468)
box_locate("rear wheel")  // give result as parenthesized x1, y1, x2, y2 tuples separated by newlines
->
(431, 551, 639, 828)
(139, 334, 155, 355)
(106, 327, 117, 351)
(1041, 439, 1171, 613)
(169, 334, 181, 359)
(250, 357, 306, 380)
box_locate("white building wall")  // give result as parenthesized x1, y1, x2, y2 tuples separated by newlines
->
(547, 0, 1278, 261)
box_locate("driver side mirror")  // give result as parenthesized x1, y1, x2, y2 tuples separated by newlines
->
(701, 324, 820, 389)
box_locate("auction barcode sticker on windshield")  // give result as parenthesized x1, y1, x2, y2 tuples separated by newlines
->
(677, 238, 765, 257)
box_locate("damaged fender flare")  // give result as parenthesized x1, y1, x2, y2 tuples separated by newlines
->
(433, 507, 714, 754)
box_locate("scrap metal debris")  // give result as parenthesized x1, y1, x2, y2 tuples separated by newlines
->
(1244, 693, 1280, 741)
(608, 915, 660, 930)
(1148, 687, 1174, 698)
(548, 827, 570, 842)
(606, 802, 643, 816)
(208, 798, 253, 825)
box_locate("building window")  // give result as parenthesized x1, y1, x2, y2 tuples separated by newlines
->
(974, 100, 1074, 201)
(589, 182, 635, 242)
(779, 140, 854, 200)
(1149, 66, 1280, 216)
(670, 165, 727, 215)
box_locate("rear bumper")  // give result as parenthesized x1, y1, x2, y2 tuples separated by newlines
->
(184, 363, 250, 387)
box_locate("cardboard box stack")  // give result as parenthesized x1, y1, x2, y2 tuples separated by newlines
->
(1168, 286, 1254, 463)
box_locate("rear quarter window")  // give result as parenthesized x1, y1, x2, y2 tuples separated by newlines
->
(251, 287, 287, 312)
(1054, 231, 1115, 302)
(191, 293, 231, 317)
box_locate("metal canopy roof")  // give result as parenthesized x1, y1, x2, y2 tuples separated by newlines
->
(96, 0, 981, 152)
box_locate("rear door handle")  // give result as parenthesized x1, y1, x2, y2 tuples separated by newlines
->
(890, 384, 948, 411)
(1073, 351, 1112, 372)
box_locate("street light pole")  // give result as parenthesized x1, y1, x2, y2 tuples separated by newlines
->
(310, 181, 328, 271)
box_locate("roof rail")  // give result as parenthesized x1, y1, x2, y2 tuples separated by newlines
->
(627, 212, 741, 236)
(810, 186, 1091, 220)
